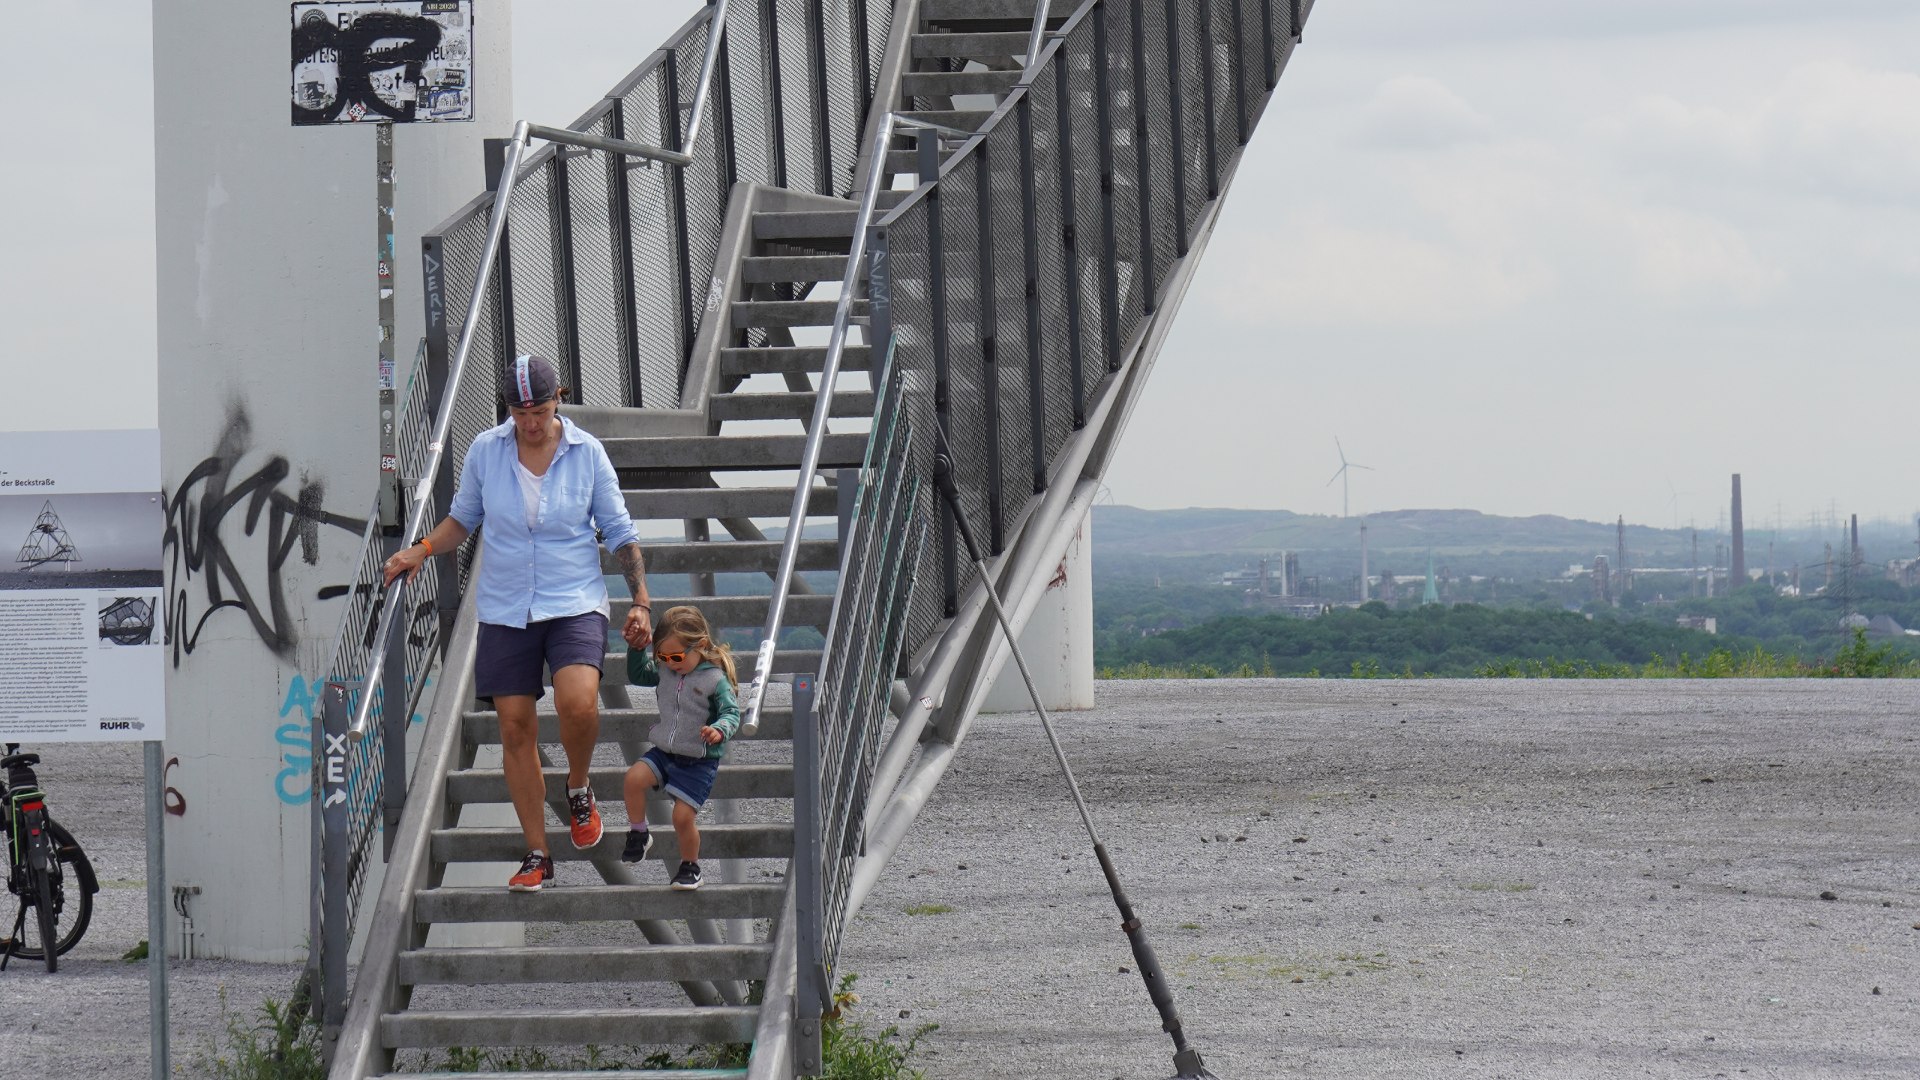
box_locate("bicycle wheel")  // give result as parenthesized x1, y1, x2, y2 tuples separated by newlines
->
(10, 820, 92, 963)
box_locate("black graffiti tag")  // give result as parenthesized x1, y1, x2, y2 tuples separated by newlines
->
(292, 12, 443, 125)
(162, 409, 367, 668)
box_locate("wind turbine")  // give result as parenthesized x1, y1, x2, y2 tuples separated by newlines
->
(1326, 438, 1373, 519)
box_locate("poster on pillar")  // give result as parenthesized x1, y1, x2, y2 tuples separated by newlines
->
(291, 1, 476, 125)
(0, 430, 165, 742)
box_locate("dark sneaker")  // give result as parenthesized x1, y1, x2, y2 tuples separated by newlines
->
(507, 851, 554, 892)
(568, 788, 603, 850)
(620, 829, 654, 863)
(670, 860, 703, 891)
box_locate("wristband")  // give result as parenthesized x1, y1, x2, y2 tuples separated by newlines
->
(415, 536, 433, 557)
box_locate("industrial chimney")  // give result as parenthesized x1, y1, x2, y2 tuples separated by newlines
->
(1730, 474, 1746, 588)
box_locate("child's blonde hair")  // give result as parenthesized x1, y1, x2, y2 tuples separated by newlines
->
(654, 604, 737, 686)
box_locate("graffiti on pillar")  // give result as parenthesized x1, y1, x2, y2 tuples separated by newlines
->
(162, 407, 367, 668)
(163, 756, 186, 817)
(275, 670, 432, 804)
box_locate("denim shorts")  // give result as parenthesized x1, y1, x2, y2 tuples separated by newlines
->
(474, 611, 607, 702)
(638, 746, 720, 810)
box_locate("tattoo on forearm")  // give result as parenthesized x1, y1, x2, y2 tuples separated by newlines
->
(616, 543, 648, 608)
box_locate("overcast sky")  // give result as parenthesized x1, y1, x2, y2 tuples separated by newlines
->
(4, 1, 1914, 532)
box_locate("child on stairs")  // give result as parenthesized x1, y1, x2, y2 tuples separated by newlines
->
(620, 605, 741, 890)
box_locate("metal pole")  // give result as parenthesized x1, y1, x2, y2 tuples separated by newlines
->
(523, 123, 693, 166)
(321, 682, 351, 1056)
(680, 0, 735, 154)
(790, 674, 825, 1075)
(350, 122, 532, 741)
(376, 122, 402, 532)
(144, 740, 169, 1080)
(930, 446, 1218, 1080)
(1023, 0, 1053, 79)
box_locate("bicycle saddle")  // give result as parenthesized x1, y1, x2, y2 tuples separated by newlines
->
(1, 752, 40, 770)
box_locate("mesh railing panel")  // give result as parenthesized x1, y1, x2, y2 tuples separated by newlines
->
(503, 161, 562, 364)
(1024, 67, 1078, 470)
(314, 353, 441, 962)
(1171, 0, 1211, 229)
(774, 0, 825, 193)
(1134, 0, 1181, 301)
(802, 347, 926, 1005)
(563, 116, 635, 407)
(984, 118, 1034, 541)
(618, 69, 687, 408)
(725, 9, 779, 188)
(820, 0, 863, 196)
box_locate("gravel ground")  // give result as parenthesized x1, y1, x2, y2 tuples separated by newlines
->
(3, 679, 1916, 1079)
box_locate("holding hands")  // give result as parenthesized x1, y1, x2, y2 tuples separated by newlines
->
(623, 604, 653, 649)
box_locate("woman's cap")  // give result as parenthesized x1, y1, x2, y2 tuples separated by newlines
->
(504, 354, 560, 407)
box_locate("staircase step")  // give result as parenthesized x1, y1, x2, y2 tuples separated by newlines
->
(432, 823, 793, 864)
(712, 391, 877, 423)
(731, 298, 869, 330)
(720, 345, 874, 378)
(922, 0, 1073, 21)
(884, 146, 959, 176)
(624, 485, 838, 520)
(911, 31, 1032, 59)
(897, 109, 997, 132)
(464, 706, 797, 744)
(414, 884, 788, 925)
(603, 433, 869, 471)
(380, 1006, 760, 1050)
(612, 593, 833, 629)
(740, 254, 853, 284)
(901, 68, 1025, 98)
(753, 209, 858, 242)
(399, 943, 775, 986)
(445, 764, 793, 805)
(378, 1060, 744, 1068)
(602, 539, 840, 576)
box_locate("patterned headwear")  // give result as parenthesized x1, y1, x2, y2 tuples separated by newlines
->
(504, 354, 560, 407)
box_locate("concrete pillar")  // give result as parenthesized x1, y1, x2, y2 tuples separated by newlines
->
(982, 509, 1095, 713)
(155, 1, 511, 960)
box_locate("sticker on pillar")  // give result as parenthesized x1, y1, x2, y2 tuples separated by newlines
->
(292, 2, 478, 126)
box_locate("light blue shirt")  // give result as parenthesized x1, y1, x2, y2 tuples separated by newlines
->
(449, 416, 640, 628)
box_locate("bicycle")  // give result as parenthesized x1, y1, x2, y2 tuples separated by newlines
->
(3, 743, 98, 973)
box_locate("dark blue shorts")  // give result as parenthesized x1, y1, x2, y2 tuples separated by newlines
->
(638, 746, 720, 809)
(474, 611, 608, 702)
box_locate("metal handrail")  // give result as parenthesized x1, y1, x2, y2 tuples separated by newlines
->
(1023, 0, 1052, 79)
(739, 111, 970, 736)
(341, 1, 736, 742)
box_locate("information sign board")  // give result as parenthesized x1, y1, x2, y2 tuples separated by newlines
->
(0, 430, 165, 742)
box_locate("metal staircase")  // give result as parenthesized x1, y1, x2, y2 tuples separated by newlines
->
(315, 1, 1314, 1076)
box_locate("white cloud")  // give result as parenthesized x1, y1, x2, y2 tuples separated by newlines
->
(1609, 61, 1920, 202)
(1620, 205, 1784, 303)
(1209, 211, 1552, 326)
(1352, 75, 1494, 149)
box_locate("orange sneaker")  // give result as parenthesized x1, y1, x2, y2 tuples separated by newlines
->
(567, 788, 603, 850)
(507, 850, 553, 892)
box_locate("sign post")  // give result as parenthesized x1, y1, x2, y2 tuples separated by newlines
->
(0, 428, 168, 1075)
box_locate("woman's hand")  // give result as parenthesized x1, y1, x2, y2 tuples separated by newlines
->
(383, 544, 427, 586)
(699, 725, 724, 746)
(623, 604, 653, 648)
